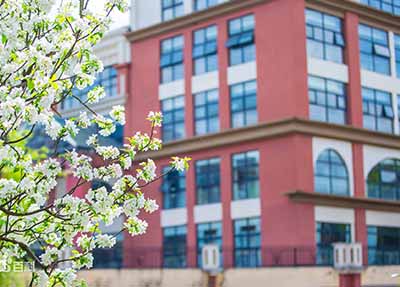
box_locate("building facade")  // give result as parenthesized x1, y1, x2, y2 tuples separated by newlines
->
(111, 0, 400, 286)
(61, 26, 130, 122)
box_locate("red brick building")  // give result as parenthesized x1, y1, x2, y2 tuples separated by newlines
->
(119, 0, 400, 286)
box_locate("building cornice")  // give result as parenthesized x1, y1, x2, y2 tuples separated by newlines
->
(125, 0, 271, 42)
(125, 0, 400, 43)
(307, 0, 400, 33)
(135, 117, 400, 160)
(287, 190, 400, 213)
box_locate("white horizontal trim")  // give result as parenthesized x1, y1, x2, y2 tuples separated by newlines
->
(231, 198, 261, 220)
(161, 208, 188, 227)
(192, 71, 219, 94)
(361, 70, 400, 94)
(194, 203, 222, 223)
(315, 206, 355, 224)
(315, 206, 355, 242)
(159, 80, 185, 100)
(307, 58, 348, 83)
(366, 211, 400, 228)
(227, 61, 257, 86)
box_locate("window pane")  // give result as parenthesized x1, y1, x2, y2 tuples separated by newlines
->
(314, 149, 349, 196)
(306, 9, 344, 63)
(230, 80, 257, 128)
(161, 96, 185, 142)
(232, 151, 259, 200)
(196, 158, 221, 204)
(359, 23, 391, 75)
(308, 75, 347, 125)
(234, 218, 261, 267)
(227, 15, 255, 66)
(163, 225, 187, 268)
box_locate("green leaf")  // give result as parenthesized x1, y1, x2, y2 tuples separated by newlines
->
(1, 34, 7, 45)
(27, 78, 34, 90)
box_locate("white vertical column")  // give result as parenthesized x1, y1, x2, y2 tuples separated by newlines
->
(389, 31, 397, 78)
(393, 92, 399, 135)
(129, 0, 137, 30)
(388, 32, 399, 134)
(184, 0, 193, 15)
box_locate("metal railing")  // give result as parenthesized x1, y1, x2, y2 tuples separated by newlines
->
(119, 246, 325, 269)
(92, 244, 123, 269)
(91, 245, 400, 269)
(367, 248, 400, 266)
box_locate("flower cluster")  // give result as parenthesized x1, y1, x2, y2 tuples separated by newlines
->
(0, 1, 191, 286)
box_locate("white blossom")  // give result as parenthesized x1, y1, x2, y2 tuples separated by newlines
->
(0, 1, 189, 285)
(86, 134, 98, 146)
(40, 247, 59, 266)
(95, 146, 120, 160)
(96, 234, 116, 248)
(87, 86, 105, 103)
(110, 105, 125, 125)
(65, 119, 79, 137)
(124, 217, 148, 236)
(144, 199, 159, 214)
(78, 111, 91, 128)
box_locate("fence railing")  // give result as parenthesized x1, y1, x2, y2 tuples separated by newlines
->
(124, 247, 333, 268)
(91, 245, 400, 269)
(367, 248, 400, 266)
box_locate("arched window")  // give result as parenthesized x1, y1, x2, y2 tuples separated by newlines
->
(314, 149, 349, 196)
(367, 158, 400, 201)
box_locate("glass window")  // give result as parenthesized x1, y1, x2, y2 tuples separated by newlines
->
(308, 75, 347, 124)
(359, 24, 391, 75)
(316, 222, 351, 265)
(108, 123, 124, 147)
(93, 233, 123, 269)
(161, 95, 185, 142)
(305, 9, 345, 63)
(62, 66, 118, 110)
(367, 158, 400, 201)
(232, 150, 259, 200)
(161, 167, 186, 209)
(194, 0, 218, 11)
(193, 25, 218, 75)
(398, 94, 400, 128)
(395, 34, 400, 78)
(162, 0, 184, 21)
(230, 80, 257, 128)
(91, 180, 112, 193)
(194, 89, 219, 135)
(234, 217, 261, 267)
(197, 222, 222, 267)
(163, 225, 187, 268)
(195, 158, 220, 205)
(160, 35, 184, 83)
(314, 149, 350, 196)
(227, 14, 255, 66)
(368, 225, 400, 265)
(360, 0, 400, 16)
(362, 87, 394, 133)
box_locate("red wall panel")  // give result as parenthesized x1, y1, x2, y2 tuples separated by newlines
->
(256, 0, 309, 122)
(344, 12, 363, 128)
